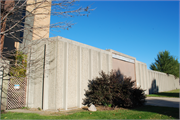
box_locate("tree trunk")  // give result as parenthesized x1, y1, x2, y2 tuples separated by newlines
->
(0, 0, 15, 56)
(0, 16, 7, 54)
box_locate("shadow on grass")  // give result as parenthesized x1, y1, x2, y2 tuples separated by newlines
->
(131, 105, 179, 119)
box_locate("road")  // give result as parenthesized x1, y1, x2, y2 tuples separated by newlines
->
(145, 97, 180, 108)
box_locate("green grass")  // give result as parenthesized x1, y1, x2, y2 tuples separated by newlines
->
(147, 89, 179, 98)
(1, 105, 179, 119)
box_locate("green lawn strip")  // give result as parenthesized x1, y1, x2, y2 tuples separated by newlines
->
(1, 105, 178, 119)
(147, 89, 179, 98)
(168, 89, 180, 93)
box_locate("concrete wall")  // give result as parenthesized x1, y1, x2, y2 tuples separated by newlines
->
(27, 36, 112, 110)
(27, 36, 179, 111)
(26, 39, 46, 108)
(136, 60, 180, 95)
(0, 59, 10, 110)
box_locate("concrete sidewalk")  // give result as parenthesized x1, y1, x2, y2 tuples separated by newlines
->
(5, 107, 83, 115)
(145, 97, 180, 108)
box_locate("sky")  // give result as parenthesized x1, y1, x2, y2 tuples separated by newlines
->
(50, 0, 179, 69)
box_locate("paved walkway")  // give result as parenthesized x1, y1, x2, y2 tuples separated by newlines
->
(6, 107, 83, 115)
(5, 97, 179, 115)
(146, 97, 180, 108)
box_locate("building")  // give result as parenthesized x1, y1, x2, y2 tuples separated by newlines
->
(0, 0, 51, 110)
(2, 0, 51, 57)
(26, 36, 179, 110)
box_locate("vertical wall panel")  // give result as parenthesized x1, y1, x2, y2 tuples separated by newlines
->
(77, 46, 81, 108)
(56, 41, 64, 109)
(68, 44, 78, 108)
(63, 42, 68, 110)
(48, 41, 57, 109)
(102, 53, 108, 73)
(81, 48, 89, 103)
(93, 51, 99, 78)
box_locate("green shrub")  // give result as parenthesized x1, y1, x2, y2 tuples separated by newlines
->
(82, 70, 146, 108)
(9, 51, 27, 77)
(108, 104, 112, 107)
(38, 107, 42, 111)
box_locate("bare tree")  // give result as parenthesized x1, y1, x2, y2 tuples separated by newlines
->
(0, 0, 94, 111)
(0, 0, 94, 59)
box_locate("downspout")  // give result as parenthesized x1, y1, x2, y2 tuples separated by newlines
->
(42, 44, 46, 109)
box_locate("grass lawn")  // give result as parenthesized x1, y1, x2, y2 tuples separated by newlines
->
(147, 89, 179, 98)
(1, 105, 179, 119)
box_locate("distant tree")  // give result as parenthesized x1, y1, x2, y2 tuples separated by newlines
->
(150, 50, 179, 78)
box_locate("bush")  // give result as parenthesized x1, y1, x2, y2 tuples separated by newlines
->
(82, 71, 112, 107)
(83, 70, 146, 108)
(9, 51, 27, 77)
(130, 88, 146, 107)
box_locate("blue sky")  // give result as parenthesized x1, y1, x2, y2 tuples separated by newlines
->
(50, 0, 179, 69)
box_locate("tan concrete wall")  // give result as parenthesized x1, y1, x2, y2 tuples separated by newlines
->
(27, 36, 112, 110)
(26, 0, 51, 40)
(136, 60, 180, 95)
(3, 0, 51, 57)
